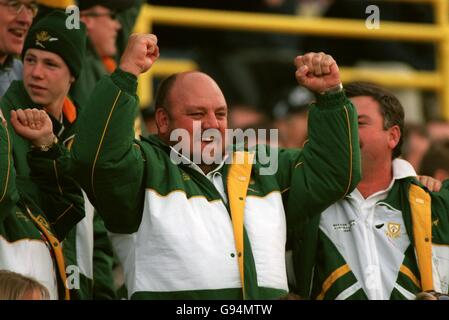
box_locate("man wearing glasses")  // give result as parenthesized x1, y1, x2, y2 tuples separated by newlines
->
(0, 0, 38, 97)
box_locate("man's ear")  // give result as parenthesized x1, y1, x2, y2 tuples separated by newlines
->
(70, 76, 75, 84)
(155, 107, 169, 135)
(79, 15, 94, 32)
(388, 125, 401, 150)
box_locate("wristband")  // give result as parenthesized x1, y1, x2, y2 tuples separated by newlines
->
(32, 136, 58, 152)
(320, 83, 343, 95)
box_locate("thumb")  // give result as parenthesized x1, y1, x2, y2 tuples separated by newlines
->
(295, 65, 309, 84)
(10, 110, 19, 130)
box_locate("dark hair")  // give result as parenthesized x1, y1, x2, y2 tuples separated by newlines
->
(419, 139, 449, 176)
(154, 73, 180, 112)
(345, 82, 404, 159)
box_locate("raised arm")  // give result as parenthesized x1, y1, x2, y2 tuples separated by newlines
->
(285, 52, 361, 227)
(71, 34, 159, 233)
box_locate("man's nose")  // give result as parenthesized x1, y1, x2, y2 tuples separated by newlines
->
(202, 113, 219, 130)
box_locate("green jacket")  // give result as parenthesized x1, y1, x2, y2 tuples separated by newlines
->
(0, 110, 79, 300)
(0, 81, 84, 239)
(71, 69, 361, 300)
(290, 164, 449, 299)
(0, 81, 115, 299)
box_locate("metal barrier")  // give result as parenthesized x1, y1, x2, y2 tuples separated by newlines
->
(134, 0, 449, 119)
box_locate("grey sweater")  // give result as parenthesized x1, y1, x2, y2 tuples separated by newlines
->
(0, 57, 22, 97)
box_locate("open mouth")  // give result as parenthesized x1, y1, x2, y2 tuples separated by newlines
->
(9, 28, 27, 39)
(28, 84, 46, 92)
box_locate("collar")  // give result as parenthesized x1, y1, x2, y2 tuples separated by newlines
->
(391, 158, 417, 180)
(349, 158, 416, 200)
(168, 145, 229, 177)
(62, 96, 77, 123)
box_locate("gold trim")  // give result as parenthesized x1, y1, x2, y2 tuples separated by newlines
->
(316, 264, 351, 300)
(400, 265, 421, 288)
(227, 151, 254, 299)
(409, 184, 433, 291)
(145, 188, 223, 203)
(50, 203, 74, 225)
(53, 160, 63, 195)
(0, 125, 11, 203)
(145, 188, 282, 201)
(0, 234, 49, 245)
(25, 206, 70, 300)
(91, 91, 122, 199)
(294, 162, 303, 169)
(342, 105, 353, 198)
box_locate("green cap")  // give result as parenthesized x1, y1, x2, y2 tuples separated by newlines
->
(23, 11, 87, 79)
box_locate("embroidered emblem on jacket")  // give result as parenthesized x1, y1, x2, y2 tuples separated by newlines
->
(386, 222, 401, 239)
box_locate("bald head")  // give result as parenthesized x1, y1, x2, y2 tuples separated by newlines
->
(154, 71, 225, 112)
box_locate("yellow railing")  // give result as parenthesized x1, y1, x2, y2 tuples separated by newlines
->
(134, 0, 449, 119)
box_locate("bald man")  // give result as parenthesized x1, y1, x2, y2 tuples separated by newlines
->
(71, 33, 361, 300)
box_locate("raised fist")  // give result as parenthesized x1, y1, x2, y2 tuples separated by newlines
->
(294, 52, 341, 94)
(119, 33, 160, 77)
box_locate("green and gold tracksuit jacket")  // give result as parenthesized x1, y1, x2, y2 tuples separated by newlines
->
(0, 81, 115, 299)
(290, 161, 449, 300)
(71, 68, 361, 300)
(0, 112, 81, 300)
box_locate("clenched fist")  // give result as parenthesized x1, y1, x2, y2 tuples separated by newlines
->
(119, 33, 160, 77)
(294, 52, 341, 94)
(10, 109, 55, 147)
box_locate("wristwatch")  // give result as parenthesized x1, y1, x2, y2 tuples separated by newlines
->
(320, 83, 344, 95)
(32, 136, 58, 152)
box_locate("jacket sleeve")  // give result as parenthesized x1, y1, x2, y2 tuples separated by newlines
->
(71, 68, 146, 234)
(27, 143, 85, 240)
(430, 187, 449, 244)
(285, 90, 361, 229)
(0, 121, 20, 222)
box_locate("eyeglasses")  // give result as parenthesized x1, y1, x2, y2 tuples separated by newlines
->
(81, 11, 118, 20)
(0, 0, 39, 18)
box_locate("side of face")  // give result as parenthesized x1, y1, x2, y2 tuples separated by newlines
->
(351, 95, 400, 165)
(0, 0, 34, 62)
(81, 5, 121, 58)
(23, 48, 74, 107)
(156, 72, 228, 164)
